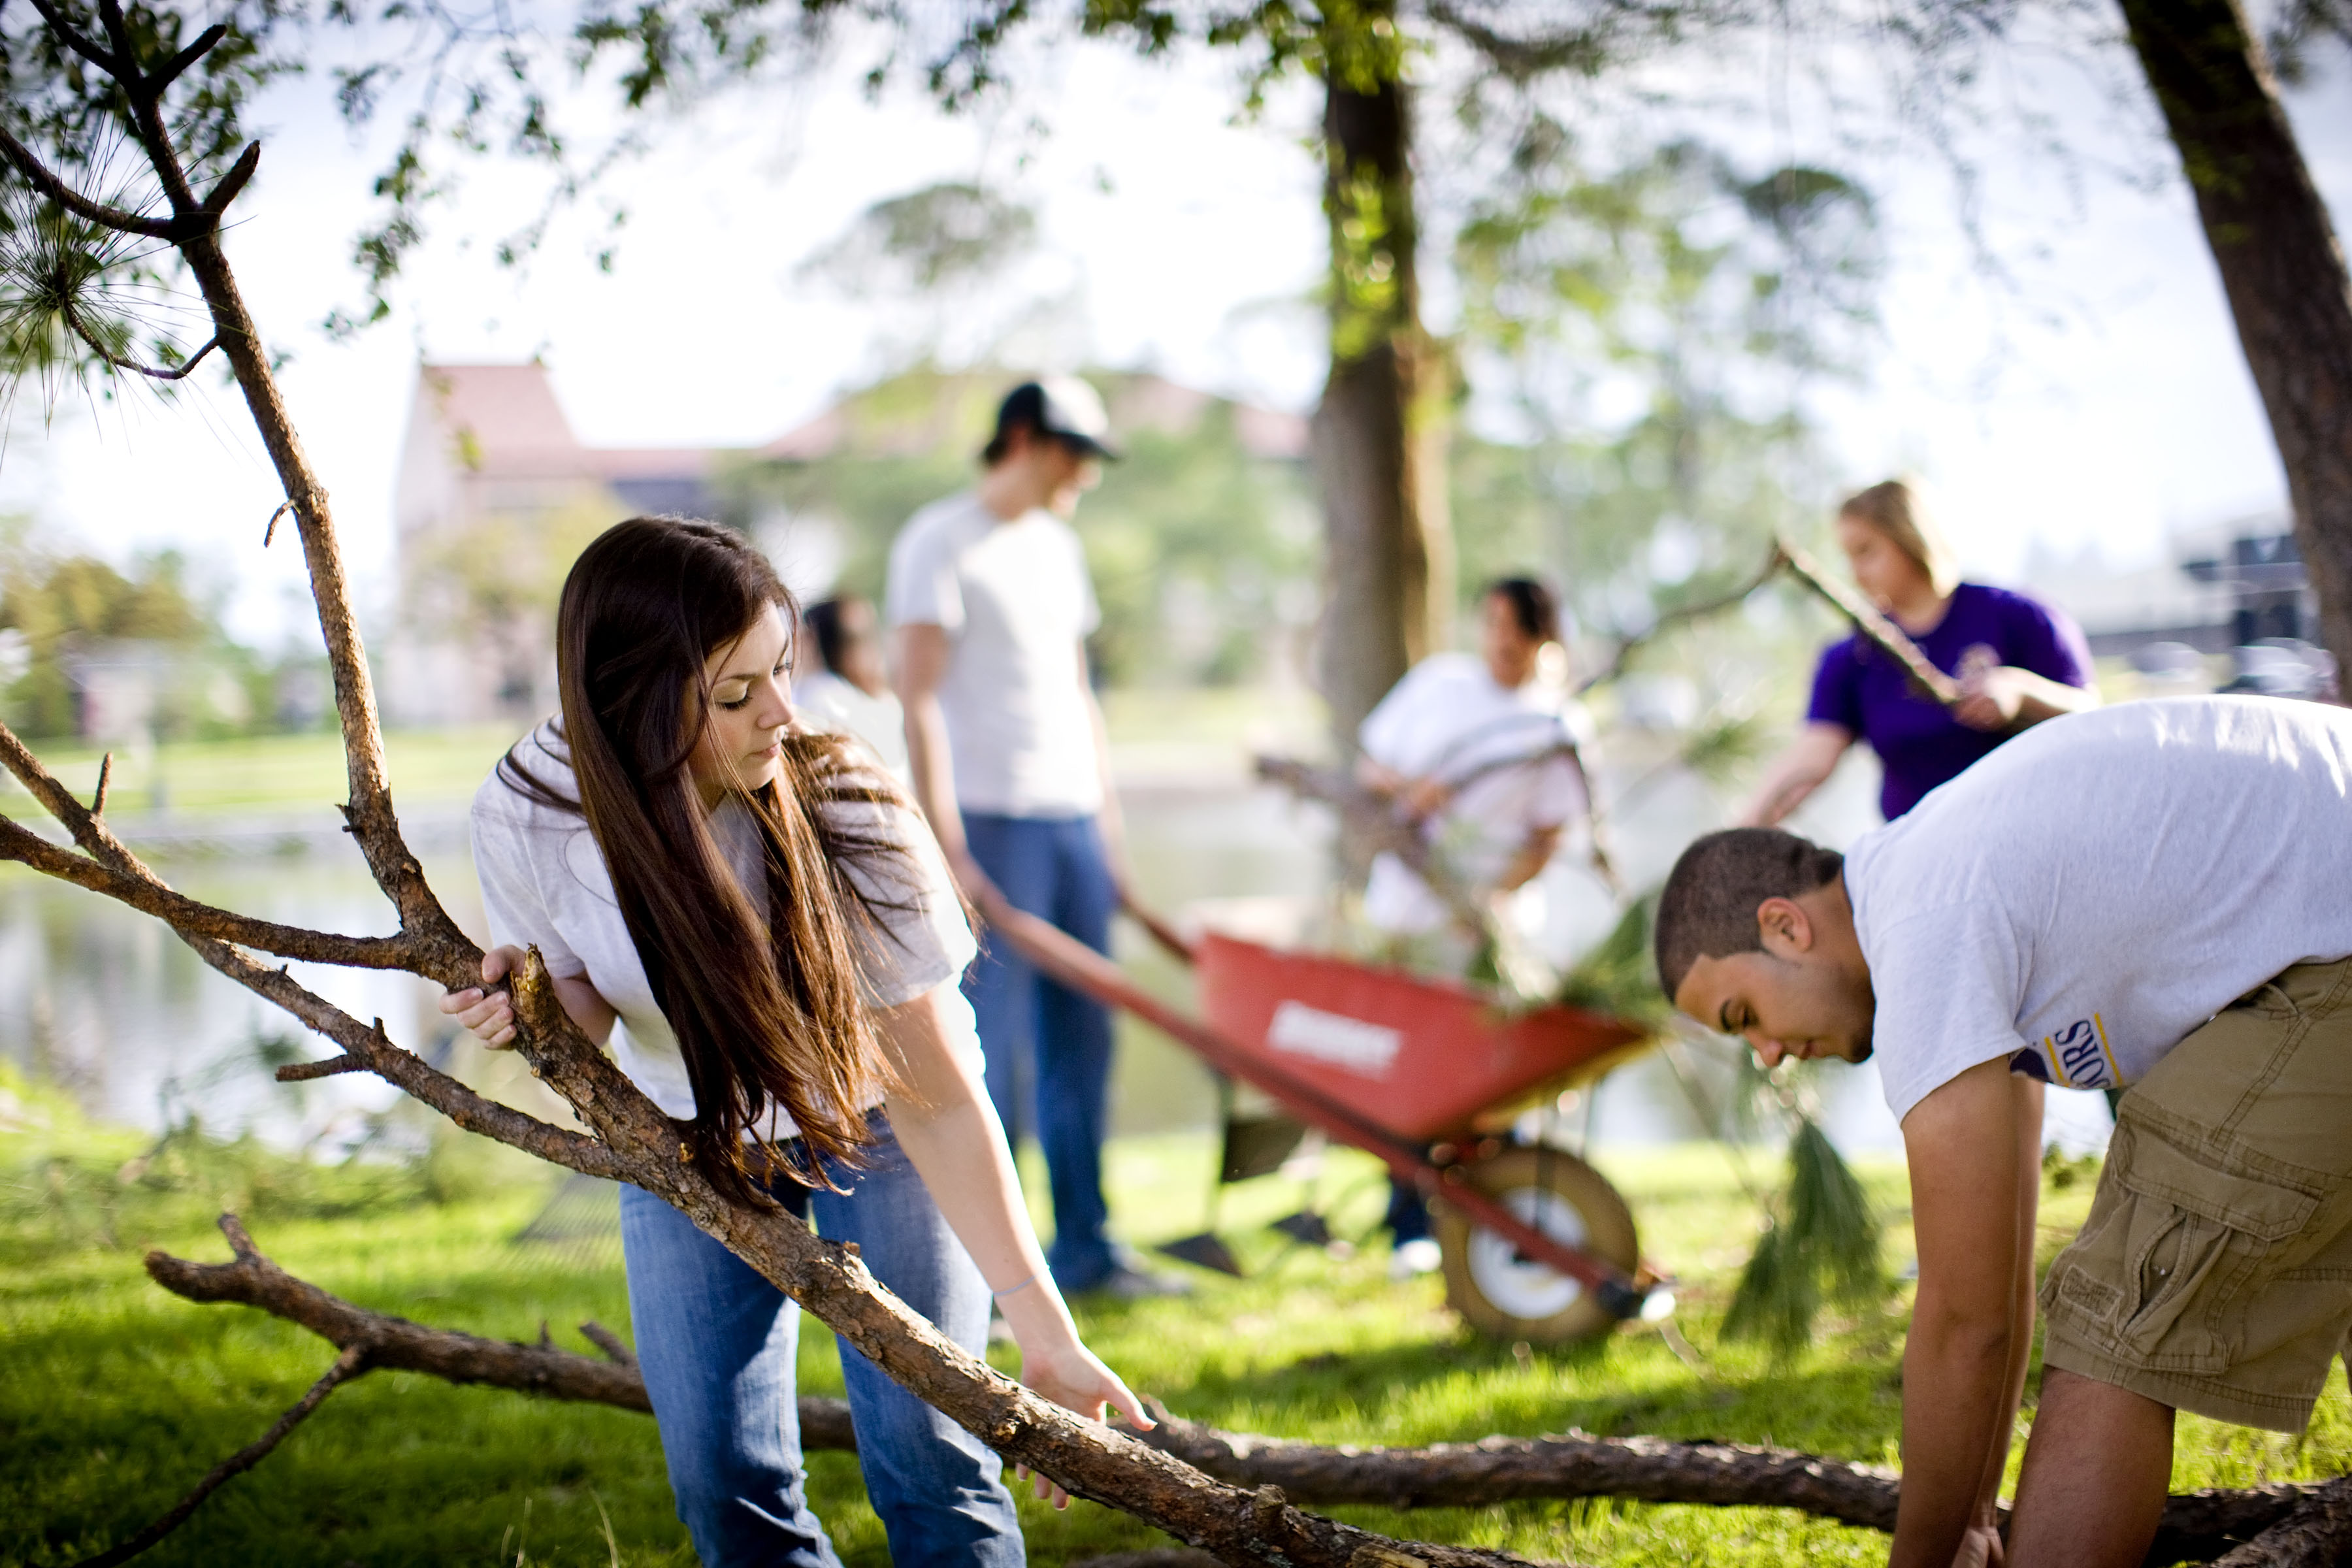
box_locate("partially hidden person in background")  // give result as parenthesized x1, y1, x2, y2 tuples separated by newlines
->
(1739, 478, 2099, 827)
(1354, 574, 1601, 1277)
(887, 378, 1185, 1301)
(1656, 695, 2352, 1568)
(791, 594, 909, 784)
(440, 517, 1146, 1568)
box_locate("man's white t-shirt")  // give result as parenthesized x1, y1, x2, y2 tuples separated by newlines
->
(1357, 651, 1594, 935)
(470, 720, 981, 1129)
(1846, 696, 2352, 1124)
(792, 668, 910, 786)
(884, 492, 1102, 818)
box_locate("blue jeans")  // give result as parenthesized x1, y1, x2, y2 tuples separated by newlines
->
(618, 1120, 1021, 1567)
(962, 811, 1119, 1290)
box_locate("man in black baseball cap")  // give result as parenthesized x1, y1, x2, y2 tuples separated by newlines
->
(885, 376, 1184, 1302)
(982, 376, 1122, 464)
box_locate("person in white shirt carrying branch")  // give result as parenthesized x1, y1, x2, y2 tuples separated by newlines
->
(440, 518, 1144, 1568)
(1655, 695, 2352, 1568)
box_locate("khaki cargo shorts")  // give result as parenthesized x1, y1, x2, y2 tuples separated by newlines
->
(2039, 955, 2352, 1433)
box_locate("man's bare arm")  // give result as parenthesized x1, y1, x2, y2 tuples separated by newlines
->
(1970, 1075, 2044, 1533)
(1891, 1056, 2036, 1568)
(894, 623, 993, 899)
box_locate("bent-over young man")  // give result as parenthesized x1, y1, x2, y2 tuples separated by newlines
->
(1656, 695, 2352, 1568)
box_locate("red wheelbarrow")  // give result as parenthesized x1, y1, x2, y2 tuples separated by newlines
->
(979, 893, 1673, 1343)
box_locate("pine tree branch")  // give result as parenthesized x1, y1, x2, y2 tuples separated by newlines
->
(0, 125, 184, 240)
(60, 295, 222, 380)
(149, 22, 229, 93)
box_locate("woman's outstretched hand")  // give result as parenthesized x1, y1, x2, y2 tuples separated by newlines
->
(1013, 1334, 1154, 1509)
(439, 947, 525, 1048)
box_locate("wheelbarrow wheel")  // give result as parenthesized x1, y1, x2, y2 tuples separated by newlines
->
(1433, 1147, 1639, 1344)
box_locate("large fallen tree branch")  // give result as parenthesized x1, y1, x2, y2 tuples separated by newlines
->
(140, 1217, 2329, 1567)
(2203, 1477, 2352, 1568)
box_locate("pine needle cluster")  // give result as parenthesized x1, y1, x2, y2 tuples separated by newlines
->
(1722, 1115, 1885, 1353)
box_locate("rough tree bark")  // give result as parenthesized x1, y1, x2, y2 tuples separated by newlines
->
(143, 1219, 2336, 1568)
(2203, 1476, 2352, 1568)
(0, 11, 1560, 1567)
(1313, 0, 1454, 773)
(2116, 0, 2352, 664)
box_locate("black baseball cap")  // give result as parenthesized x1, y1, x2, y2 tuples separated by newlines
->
(991, 376, 1120, 461)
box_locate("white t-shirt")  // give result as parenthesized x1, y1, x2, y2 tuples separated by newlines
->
(883, 491, 1103, 818)
(470, 719, 981, 1128)
(1846, 696, 2352, 1123)
(1356, 651, 1594, 935)
(792, 668, 910, 786)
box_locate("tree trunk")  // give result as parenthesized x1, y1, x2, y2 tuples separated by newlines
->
(2117, 0, 2352, 666)
(1312, 2, 1454, 772)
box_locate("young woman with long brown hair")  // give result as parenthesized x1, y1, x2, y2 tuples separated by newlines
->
(439, 517, 1143, 1567)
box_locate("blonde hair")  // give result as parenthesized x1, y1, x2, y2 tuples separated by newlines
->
(1838, 478, 1960, 598)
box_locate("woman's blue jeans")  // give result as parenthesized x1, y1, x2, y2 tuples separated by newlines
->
(617, 1121, 1021, 1567)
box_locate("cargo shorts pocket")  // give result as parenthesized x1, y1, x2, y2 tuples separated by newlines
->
(2043, 1126, 2320, 1376)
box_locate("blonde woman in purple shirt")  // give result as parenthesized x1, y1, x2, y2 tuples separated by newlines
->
(1740, 480, 2099, 827)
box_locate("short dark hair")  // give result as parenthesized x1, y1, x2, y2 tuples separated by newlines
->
(800, 595, 869, 676)
(1654, 828, 1846, 1000)
(1485, 576, 1562, 644)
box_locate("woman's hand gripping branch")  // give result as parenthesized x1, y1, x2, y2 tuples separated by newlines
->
(440, 945, 617, 1049)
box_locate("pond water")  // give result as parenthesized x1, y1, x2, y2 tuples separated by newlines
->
(0, 743, 2116, 1162)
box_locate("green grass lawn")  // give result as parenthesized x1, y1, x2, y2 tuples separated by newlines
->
(4, 1068, 2347, 1567)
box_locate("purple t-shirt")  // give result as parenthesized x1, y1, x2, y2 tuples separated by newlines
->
(1806, 581, 2094, 820)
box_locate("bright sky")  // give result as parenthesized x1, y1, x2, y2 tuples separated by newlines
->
(8, 20, 2348, 650)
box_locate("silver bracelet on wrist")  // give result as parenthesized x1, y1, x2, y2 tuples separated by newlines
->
(990, 1271, 1039, 1299)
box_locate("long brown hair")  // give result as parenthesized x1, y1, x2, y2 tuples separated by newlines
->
(500, 517, 910, 1205)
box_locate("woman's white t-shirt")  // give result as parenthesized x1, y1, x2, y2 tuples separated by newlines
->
(469, 719, 981, 1129)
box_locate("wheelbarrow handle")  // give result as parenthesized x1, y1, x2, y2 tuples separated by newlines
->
(1119, 890, 1198, 968)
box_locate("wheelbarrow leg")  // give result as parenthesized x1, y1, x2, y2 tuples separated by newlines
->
(1156, 1077, 1247, 1278)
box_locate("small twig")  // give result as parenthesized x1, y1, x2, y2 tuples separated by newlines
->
(274, 1053, 364, 1082)
(1578, 545, 1789, 696)
(149, 24, 229, 94)
(21, 0, 125, 82)
(199, 142, 261, 215)
(69, 1342, 370, 1568)
(263, 500, 293, 547)
(60, 295, 222, 382)
(91, 753, 111, 817)
(579, 1321, 637, 1367)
